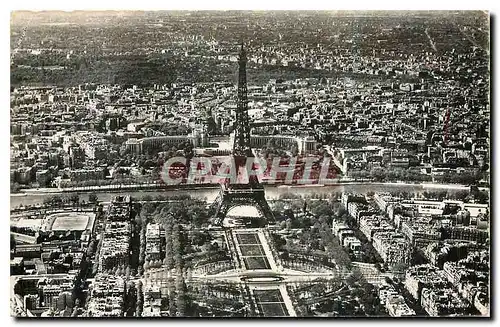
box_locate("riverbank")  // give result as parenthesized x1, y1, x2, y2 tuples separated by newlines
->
(10, 182, 488, 209)
(16, 183, 222, 195)
(15, 180, 486, 196)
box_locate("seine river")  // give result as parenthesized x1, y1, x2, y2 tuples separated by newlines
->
(10, 183, 470, 209)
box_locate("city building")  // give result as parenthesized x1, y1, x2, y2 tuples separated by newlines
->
(405, 264, 448, 301)
(420, 288, 470, 316)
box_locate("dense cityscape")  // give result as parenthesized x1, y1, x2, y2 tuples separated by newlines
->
(10, 10, 490, 318)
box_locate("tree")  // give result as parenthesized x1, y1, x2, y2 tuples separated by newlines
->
(125, 281, 137, 316)
(56, 292, 73, 312)
(65, 293, 74, 308)
(345, 268, 364, 286)
(279, 220, 287, 230)
(10, 234, 15, 250)
(56, 293, 67, 311)
(175, 278, 186, 316)
(69, 194, 80, 206)
(136, 281, 143, 317)
(283, 208, 295, 219)
(44, 195, 63, 206)
(88, 193, 98, 203)
(168, 283, 177, 316)
(391, 262, 409, 274)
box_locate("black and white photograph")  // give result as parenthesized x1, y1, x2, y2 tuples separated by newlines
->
(9, 8, 491, 318)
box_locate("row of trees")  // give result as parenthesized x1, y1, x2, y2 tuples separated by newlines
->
(124, 281, 138, 317)
(138, 200, 189, 316)
(318, 218, 352, 269)
(349, 167, 433, 183)
(137, 211, 147, 276)
(100, 264, 132, 279)
(38, 193, 99, 207)
(43, 194, 80, 206)
(349, 166, 486, 185)
(139, 194, 194, 202)
(124, 280, 144, 317)
(141, 197, 209, 228)
(163, 216, 187, 316)
(433, 170, 483, 185)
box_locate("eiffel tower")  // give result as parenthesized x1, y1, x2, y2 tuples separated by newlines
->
(211, 44, 274, 225)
